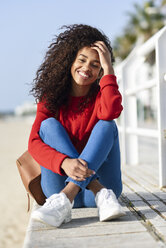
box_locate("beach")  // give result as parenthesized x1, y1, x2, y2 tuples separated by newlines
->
(0, 117, 34, 248)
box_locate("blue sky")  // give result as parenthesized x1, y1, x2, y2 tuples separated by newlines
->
(0, 0, 145, 112)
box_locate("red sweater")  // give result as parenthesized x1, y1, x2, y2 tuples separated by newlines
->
(28, 74, 123, 175)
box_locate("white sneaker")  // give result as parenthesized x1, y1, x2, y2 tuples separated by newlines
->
(31, 192, 73, 227)
(95, 188, 125, 221)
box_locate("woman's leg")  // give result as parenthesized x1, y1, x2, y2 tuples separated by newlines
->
(33, 118, 124, 226)
(39, 117, 79, 158)
(40, 166, 67, 197)
(40, 118, 122, 207)
(83, 132, 122, 207)
(39, 117, 84, 207)
(66, 120, 122, 207)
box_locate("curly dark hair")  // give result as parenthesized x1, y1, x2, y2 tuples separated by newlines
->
(31, 24, 115, 114)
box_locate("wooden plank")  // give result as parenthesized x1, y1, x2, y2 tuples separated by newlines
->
(123, 164, 158, 187)
(122, 174, 158, 201)
(123, 167, 166, 201)
(122, 183, 143, 201)
(24, 227, 161, 248)
(122, 177, 166, 243)
(132, 200, 166, 241)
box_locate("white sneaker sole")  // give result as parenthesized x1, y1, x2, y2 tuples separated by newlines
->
(31, 210, 71, 227)
(99, 209, 126, 222)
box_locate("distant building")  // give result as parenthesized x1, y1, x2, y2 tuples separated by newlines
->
(14, 101, 37, 116)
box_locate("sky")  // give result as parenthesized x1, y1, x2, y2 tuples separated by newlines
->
(0, 0, 146, 112)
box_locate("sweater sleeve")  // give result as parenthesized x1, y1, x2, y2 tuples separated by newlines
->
(28, 102, 68, 175)
(97, 74, 123, 120)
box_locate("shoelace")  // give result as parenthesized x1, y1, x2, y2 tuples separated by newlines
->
(45, 196, 63, 209)
(104, 190, 117, 204)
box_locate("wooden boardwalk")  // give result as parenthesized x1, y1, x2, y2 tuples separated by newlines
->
(23, 164, 166, 248)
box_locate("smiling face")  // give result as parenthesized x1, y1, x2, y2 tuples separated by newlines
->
(70, 46, 102, 96)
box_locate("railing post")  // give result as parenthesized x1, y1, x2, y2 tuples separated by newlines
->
(156, 30, 166, 188)
(120, 67, 127, 166)
(121, 61, 139, 166)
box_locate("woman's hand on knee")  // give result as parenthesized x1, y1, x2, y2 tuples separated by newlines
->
(61, 158, 95, 181)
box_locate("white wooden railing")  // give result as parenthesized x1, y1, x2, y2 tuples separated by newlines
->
(115, 26, 166, 188)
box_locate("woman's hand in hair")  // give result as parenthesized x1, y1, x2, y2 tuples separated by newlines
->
(91, 41, 114, 76)
(61, 158, 95, 181)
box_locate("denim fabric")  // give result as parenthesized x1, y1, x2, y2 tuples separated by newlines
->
(39, 118, 122, 207)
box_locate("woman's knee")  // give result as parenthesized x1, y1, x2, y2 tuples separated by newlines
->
(93, 120, 118, 137)
(39, 117, 61, 140)
(40, 117, 60, 131)
(99, 120, 117, 130)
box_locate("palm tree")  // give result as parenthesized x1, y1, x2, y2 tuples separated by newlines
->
(113, 32, 137, 60)
(130, 1, 164, 39)
(161, 0, 166, 6)
(113, 0, 166, 61)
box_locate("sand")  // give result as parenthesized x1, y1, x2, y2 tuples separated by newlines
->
(0, 116, 35, 248)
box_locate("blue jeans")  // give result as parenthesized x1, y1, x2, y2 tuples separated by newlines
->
(39, 118, 122, 208)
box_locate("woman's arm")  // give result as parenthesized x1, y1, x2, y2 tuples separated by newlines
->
(28, 102, 68, 175)
(91, 41, 123, 120)
(97, 74, 123, 120)
(29, 102, 95, 179)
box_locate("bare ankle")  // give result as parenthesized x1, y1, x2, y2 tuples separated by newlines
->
(61, 182, 80, 203)
(87, 180, 105, 196)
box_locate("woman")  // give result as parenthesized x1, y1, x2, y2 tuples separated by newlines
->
(28, 24, 125, 227)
